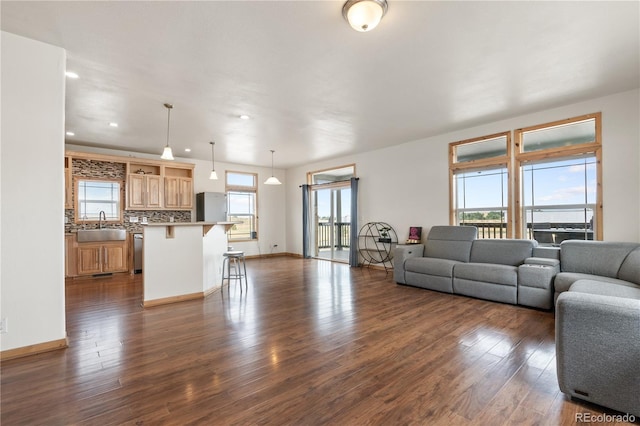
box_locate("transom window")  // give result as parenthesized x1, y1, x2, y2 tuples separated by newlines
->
(226, 171, 258, 241)
(308, 164, 355, 185)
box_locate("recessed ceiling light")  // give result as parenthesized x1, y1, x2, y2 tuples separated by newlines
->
(240, 115, 250, 120)
(184, 148, 191, 152)
(109, 122, 118, 127)
(66, 131, 75, 136)
(65, 71, 79, 79)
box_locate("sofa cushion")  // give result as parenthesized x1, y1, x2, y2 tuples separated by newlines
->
(554, 272, 635, 294)
(618, 247, 640, 285)
(560, 240, 639, 278)
(405, 257, 460, 278)
(569, 279, 640, 300)
(454, 263, 518, 286)
(469, 239, 536, 266)
(424, 226, 477, 263)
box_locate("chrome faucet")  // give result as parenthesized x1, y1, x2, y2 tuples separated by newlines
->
(98, 211, 106, 229)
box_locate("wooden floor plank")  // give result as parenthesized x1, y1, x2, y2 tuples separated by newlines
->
(1, 257, 635, 425)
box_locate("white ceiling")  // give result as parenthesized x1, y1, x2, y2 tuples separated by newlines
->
(2, 1, 638, 169)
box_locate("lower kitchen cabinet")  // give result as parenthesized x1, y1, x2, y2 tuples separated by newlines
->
(65, 234, 77, 277)
(76, 241, 128, 276)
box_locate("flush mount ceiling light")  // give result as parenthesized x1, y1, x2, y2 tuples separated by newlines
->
(342, 0, 388, 32)
(209, 141, 218, 180)
(264, 150, 282, 185)
(160, 103, 174, 160)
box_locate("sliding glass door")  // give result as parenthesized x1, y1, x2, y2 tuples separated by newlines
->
(312, 185, 351, 262)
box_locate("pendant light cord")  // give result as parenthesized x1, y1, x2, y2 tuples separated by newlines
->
(270, 150, 275, 176)
(166, 107, 171, 148)
(164, 103, 173, 148)
(211, 141, 216, 170)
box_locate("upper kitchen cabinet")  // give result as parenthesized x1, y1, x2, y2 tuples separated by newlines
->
(164, 166, 194, 209)
(126, 162, 163, 210)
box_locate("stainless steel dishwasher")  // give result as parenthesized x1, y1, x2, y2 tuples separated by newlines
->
(133, 233, 143, 274)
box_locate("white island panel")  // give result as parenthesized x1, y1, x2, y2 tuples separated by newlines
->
(203, 225, 227, 294)
(143, 222, 230, 306)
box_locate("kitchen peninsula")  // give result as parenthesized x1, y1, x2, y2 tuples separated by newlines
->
(143, 222, 236, 307)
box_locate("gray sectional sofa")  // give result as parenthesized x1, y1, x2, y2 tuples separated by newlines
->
(394, 228, 640, 417)
(393, 225, 559, 309)
(554, 240, 640, 417)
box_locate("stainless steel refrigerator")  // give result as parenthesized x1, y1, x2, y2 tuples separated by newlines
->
(196, 192, 227, 222)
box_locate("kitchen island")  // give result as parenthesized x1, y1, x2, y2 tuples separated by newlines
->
(142, 222, 237, 307)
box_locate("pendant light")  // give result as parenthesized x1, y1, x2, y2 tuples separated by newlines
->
(160, 103, 175, 160)
(209, 141, 218, 180)
(264, 150, 282, 185)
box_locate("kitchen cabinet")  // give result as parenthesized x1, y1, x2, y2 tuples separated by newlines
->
(126, 163, 162, 210)
(76, 241, 128, 275)
(164, 174, 193, 209)
(164, 166, 193, 210)
(127, 174, 163, 209)
(65, 234, 77, 277)
(64, 156, 73, 209)
(103, 243, 128, 272)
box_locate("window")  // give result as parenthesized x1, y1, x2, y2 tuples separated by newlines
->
(226, 171, 257, 241)
(521, 156, 597, 244)
(450, 132, 512, 238)
(515, 113, 601, 242)
(76, 179, 122, 222)
(449, 113, 602, 243)
(454, 167, 509, 238)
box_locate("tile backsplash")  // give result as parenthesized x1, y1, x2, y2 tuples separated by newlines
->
(65, 209, 191, 233)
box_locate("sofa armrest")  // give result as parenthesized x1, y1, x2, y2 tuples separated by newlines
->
(524, 257, 560, 269)
(556, 292, 640, 417)
(393, 244, 425, 284)
(518, 260, 559, 309)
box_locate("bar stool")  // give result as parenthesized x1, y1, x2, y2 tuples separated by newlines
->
(221, 250, 248, 293)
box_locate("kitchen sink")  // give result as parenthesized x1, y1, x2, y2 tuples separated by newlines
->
(77, 229, 127, 242)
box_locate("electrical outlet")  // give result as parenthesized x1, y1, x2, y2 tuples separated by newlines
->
(0, 317, 7, 334)
(129, 216, 139, 223)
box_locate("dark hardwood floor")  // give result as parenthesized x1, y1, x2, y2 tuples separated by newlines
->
(1, 257, 635, 425)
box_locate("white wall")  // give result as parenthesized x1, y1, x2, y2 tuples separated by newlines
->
(286, 89, 640, 254)
(65, 144, 287, 257)
(1, 32, 66, 351)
